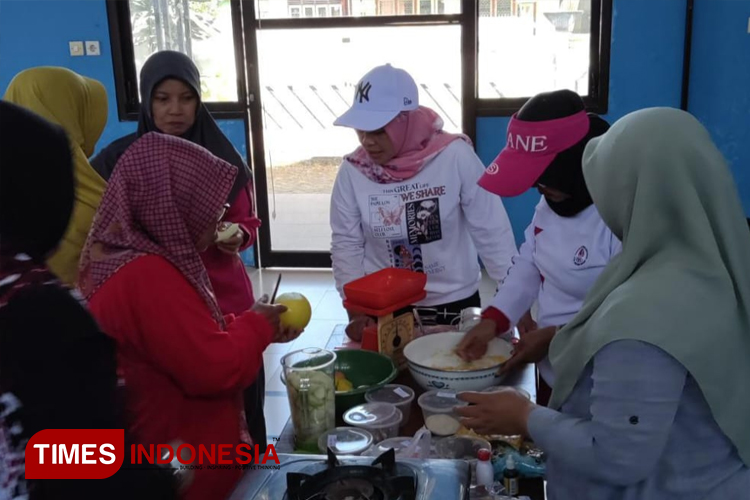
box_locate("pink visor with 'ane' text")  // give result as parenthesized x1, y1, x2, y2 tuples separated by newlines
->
(478, 110, 590, 197)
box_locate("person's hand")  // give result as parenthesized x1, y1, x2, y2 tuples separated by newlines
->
(251, 298, 286, 335)
(500, 326, 556, 374)
(251, 295, 304, 344)
(345, 314, 375, 342)
(216, 223, 244, 254)
(274, 325, 303, 344)
(516, 310, 537, 334)
(455, 319, 497, 362)
(456, 389, 536, 437)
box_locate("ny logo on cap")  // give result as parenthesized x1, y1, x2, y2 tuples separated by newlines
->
(355, 81, 372, 103)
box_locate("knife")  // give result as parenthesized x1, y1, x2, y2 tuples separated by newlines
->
(270, 274, 282, 304)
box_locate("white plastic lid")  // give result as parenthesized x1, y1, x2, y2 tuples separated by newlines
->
(418, 390, 468, 413)
(344, 403, 399, 428)
(365, 385, 415, 405)
(318, 427, 373, 455)
(482, 385, 531, 400)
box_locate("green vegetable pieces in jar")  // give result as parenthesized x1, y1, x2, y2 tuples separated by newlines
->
(286, 369, 336, 452)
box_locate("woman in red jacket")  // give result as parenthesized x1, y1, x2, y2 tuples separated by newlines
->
(80, 132, 300, 500)
(91, 51, 268, 448)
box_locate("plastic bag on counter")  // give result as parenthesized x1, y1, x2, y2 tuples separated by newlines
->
(491, 444, 546, 479)
(402, 427, 432, 458)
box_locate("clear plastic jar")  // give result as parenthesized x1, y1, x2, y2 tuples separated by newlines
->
(281, 348, 337, 452)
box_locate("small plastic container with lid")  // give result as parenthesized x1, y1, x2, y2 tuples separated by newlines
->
(343, 403, 403, 443)
(482, 385, 531, 400)
(317, 427, 374, 456)
(417, 390, 468, 436)
(365, 384, 415, 424)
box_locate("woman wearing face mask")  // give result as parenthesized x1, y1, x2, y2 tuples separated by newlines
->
(456, 107, 750, 500)
(456, 90, 620, 403)
(331, 64, 517, 338)
(91, 51, 267, 450)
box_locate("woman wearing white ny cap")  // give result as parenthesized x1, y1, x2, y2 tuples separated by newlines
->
(331, 64, 517, 339)
(456, 90, 620, 403)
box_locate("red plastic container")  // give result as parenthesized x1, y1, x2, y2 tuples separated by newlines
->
(361, 326, 379, 352)
(343, 268, 427, 310)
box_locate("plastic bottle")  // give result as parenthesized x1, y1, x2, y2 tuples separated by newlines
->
(503, 454, 520, 496)
(475, 448, 494, 489)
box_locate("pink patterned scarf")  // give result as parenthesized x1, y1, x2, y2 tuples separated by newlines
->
(345, 106, 471, 184)
(79, 132, 237, 326)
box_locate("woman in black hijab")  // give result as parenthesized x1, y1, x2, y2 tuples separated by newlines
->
(91, 50, 268, 451)
(0, 101, 177, 499)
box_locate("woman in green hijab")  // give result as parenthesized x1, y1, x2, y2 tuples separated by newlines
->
(456, 108, 750, 499)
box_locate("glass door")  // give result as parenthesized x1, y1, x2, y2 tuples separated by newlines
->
(239, 0, 470, 267)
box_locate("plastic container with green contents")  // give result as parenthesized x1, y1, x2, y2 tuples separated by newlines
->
(281, 348, 337, 453)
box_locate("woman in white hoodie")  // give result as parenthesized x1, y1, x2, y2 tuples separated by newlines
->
(330, 64, 517, 338)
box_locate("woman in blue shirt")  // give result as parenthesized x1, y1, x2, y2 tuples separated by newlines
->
(457, 108, 750, 499)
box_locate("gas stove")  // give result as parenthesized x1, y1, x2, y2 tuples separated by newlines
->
(228, 448, 471, 500)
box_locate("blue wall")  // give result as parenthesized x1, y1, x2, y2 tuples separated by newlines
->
(688, 0, 750, 217)
(1, 0, 748, 250)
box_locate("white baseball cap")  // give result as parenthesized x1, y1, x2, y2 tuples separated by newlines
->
(334, 64, 419, 132)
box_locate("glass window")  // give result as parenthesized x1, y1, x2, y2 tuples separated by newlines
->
(478, 0, 593, 98)
(255, 0, 460, 19)
(128, 0, 237, 101)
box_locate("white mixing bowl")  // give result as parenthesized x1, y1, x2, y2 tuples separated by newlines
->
(403, 331, 513, 392)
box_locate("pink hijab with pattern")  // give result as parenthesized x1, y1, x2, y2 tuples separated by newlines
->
(79, 132, 237, 326)
(345, 106, 472, 184)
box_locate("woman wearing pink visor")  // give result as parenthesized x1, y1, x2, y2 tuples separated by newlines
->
(457, 89, 620, 403)
(331, 64, 517, 339)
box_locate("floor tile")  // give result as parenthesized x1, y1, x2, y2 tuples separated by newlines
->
(312, 290, 348, 321)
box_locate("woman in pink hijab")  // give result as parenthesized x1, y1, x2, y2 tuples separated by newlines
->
(331, 64, 518, 339)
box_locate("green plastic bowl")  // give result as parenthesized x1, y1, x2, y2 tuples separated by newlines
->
(333, 350, 397, 422)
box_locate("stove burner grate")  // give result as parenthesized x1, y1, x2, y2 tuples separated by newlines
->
(286, 449, 416, 500)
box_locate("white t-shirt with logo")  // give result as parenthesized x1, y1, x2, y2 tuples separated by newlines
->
(491, 197, 622, 385)
(331, 140, 518, 307)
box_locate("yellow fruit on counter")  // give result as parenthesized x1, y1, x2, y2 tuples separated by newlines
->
(336, 379, 354, 392)
(335, 371, 346, 380)
(276, 292, 312, 330)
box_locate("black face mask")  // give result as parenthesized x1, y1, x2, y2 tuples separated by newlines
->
(535, 115, 610, 218)
(536, 145, 593, 217)
(542, 190, 593, 217)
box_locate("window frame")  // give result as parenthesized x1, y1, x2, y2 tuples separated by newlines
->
(106, 0, 612, 123)
(105, 0, 247, 121)
(474, 0, 612, 116)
